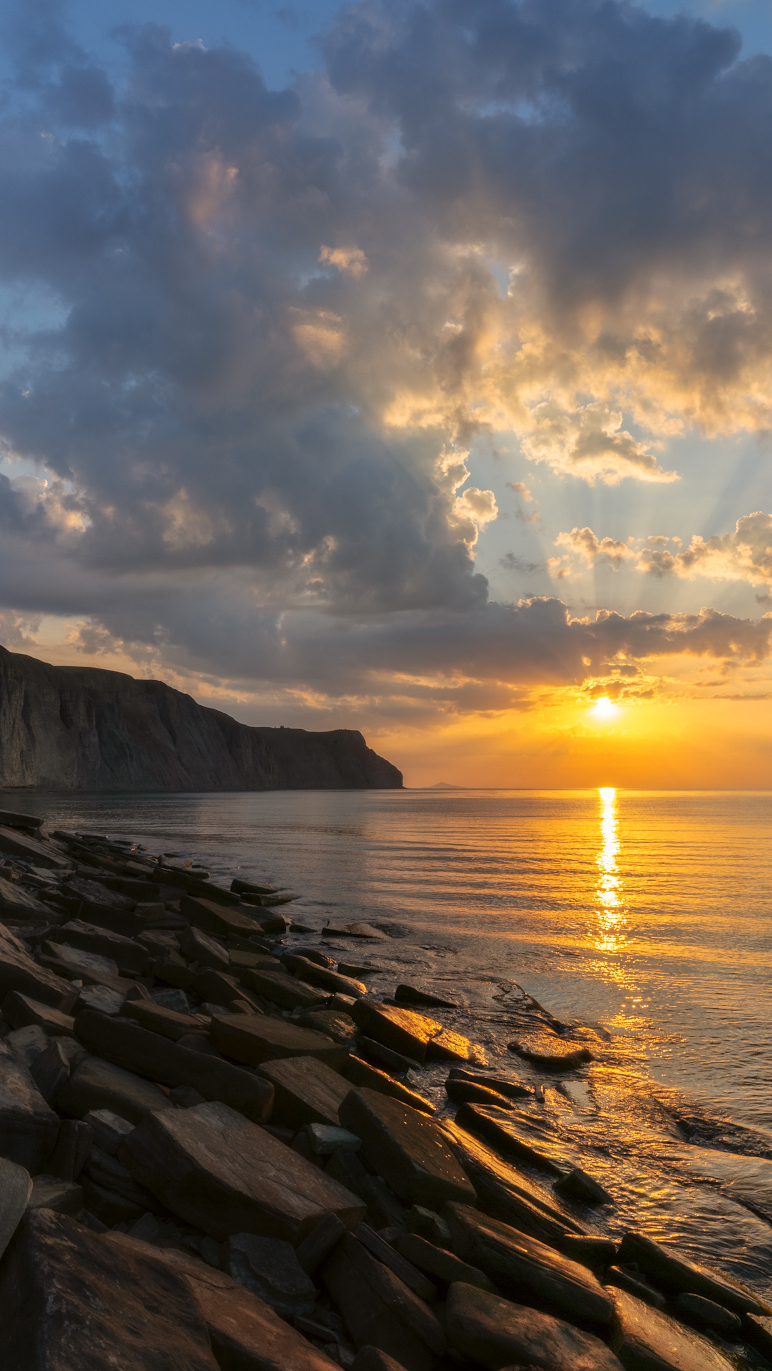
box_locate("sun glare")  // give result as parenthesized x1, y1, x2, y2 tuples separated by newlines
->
(591, 696, 619, 721)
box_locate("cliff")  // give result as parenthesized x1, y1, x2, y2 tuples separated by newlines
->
(0, 645, 403, 792)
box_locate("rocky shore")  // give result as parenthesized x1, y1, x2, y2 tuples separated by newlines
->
(0, 808, 768, 1371)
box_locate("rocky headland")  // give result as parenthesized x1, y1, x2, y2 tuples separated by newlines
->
(0, 645, 403, 791)
(0, 809, 768, 1370)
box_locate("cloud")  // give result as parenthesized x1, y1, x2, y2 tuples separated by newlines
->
(638, 512, 772, 585)
(521, 402, 677, 485)
(555, 526, 635, 569)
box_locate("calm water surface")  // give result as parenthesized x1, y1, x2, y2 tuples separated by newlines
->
(10, 787, 772, 1298)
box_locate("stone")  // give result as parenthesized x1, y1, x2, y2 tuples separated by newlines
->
(57, 1055, 170, 1123)
(322, 1231, 446, 1371)
(283, 955, 368, 998)
(240, 966, 329, 1011)
(448, 1067, 533, 1099)
(323, 923, 389, 940)
(2, 991, 76, 1035)
(395, 986, 457, 1009)
(442, 1122, 579, 1245)
(189, 1267, 342, 1371)
(345, 1056, 436, 1115)
(47, 918, 149, 975)
(210, 1012, 348, 1068)
(0, 1156, 32, 1260)
(26, 1173, 83, 1214)
(75, 982, 126, 1015)
(178, 923, 231, 970)
(0, 809, 42, 829)
(196, 968, 246, 1007)
(74, 1009, 274, 1123)
(221, 1232, 317, 1316)
(446, 1282, 624, 1371)
(339, 1088, 476, 1210)
(123, 998, 207, 1040)
(85, 1107, 135, 1154)
(180, 894, 266, 939)
(296, 1209, 346, 1274)
(360, 1174, 410, 1232)
(151, 958, 199, 990)
(30, 1038, 70, 1103)
(554, 1166, 615, 1206)
(351, 1001, 441, 1062)
(406, 1206, 452, 1248)
(81, 1176, 147, 1226)
(152, 986, 192, 1013)
(0, 1042, 60, 1172)
(445, 1078, 514, 1109)
(610, 1289, 735, 1371)
(352, 1221, 438, 1302)
(673, 1292, 742, 1337)
(358, 1037, 420, 1075)
(351, 1351, 407, 1371)
(306, 1122, 362, 1154)
(454, 1103, 566, 1176)
(396, 1232, 499, 1293)
(508, 1034, 593, 1070)
(0, 877, 52, 924)
(0, 943, 69, 1008)
(560, 1235, 618, 1270)
(606, 1266, 667, 1310)
(121, 1099, 367, 1242)
(0, 1208, 219, 1369)
(0, 825, 70, 869)
(444, 1203, 613, 1329)
(172, 1084, 207, 1107)
(297, 1008, 360, 1045)
(745, 1314, 772, 1361)
(256, 1054, 351, 1128)
(40, 939, 123, 984)
(617, 1230, 767, 1315)
(46, 1118, 93, 1181)
(5, 1022, 49, 1069)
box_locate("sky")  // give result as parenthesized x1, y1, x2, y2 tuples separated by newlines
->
(2, 0, 772, 787)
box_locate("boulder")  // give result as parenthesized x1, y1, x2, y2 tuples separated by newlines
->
(0, 1208, 219, 1369)
(76, 983, 127, 1015)
(394, 986, 457, 1009)
(196, 968, 245, 1007)
(672, 1292, 742, 1338)
(180, 894, 266, 939)
(352, 1351, 409, 1371)
(85, 1107, 135, 1155)
(57, 1055, 170, 1123)
(357, 1037, 420, 1076)
(188, 1266, 341, 1371)
(26, 1173, 84, 1214)
(445, 1282, 624, 1371)
(396, 1232, 499, 1294)
(46, 1117, 93, 1182)
(122, 999, 209, 1041)
(454, 1103, 566, 1176)
(39, 940, 123, 986)
(298, 1008, 360, 1045)
(239, 967, 329, 1011)
(178, 923, 231, 970)
(406, 1206, 451, 1248)
(441, 1122, 581, 1245)
(339, 1088, 475, 1209)
(352, 1222, 438, 1302)
(425, 1029, 471, 1064)
(444, 1203, 613, 1329)
(351, 1001, 441, 1061)
(554, 1167, 615, 1207)
(322, 1231, 446, 1371)
(0, 943, 69, 1008)
(0, 1156, 32, 1261)
(47, 919, 149, 975)
(344, 1055, 435, 1115)
(283, 955, 367, 998)
(121, 1099, 366, 1242)
(74, 1010, 274, 1123)
(30, 1038, 70, 1103)
(448, 1068, 533, 1099)
(445, 1079, 514, 1110)
(610, 1289, 735, 1371)
(256, 1055, 352, 1128)
(508, 1034, 593, 1070)
(296, 1209, 346, 1274)
(210, 1012, 348, 1068)
(0, 1043, 60, 1172)
(2, 990, 76, 1036)
(221, 1232, 316, 1316)
(617, 1231, 767, 1316)
(0, 877, 52, 923)
(0, 809, 42, 829)
(0, 825, 70, 869)
(306, 1122, 362, 1155)
(5, 1023, 49, 1070)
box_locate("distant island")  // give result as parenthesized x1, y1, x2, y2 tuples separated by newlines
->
(426, 782, 468, 789)
(0, 645, 403, 792)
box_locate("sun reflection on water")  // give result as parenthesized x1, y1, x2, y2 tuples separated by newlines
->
(595, 786, 625, 952)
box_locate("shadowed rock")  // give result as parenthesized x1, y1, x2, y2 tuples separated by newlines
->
(445, 1281, 624, 1371)
(339, 1088, 475, 1209)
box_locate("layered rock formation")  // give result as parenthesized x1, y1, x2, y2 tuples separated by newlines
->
(0, 646, 402, 792)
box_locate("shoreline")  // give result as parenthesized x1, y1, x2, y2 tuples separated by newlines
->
(0, 810, 768, 1369)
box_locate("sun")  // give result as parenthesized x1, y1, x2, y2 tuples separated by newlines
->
(591, 695, 620, 721)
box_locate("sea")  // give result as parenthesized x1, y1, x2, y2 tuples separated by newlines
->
(8, 786, 772, 1304)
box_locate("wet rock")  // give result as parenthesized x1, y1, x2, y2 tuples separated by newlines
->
(221, 1232, 317, 1316)
(121, 1099, 366, 1242)
(445, 1281, 624, 1371)
(559, 1235, 618, 1270)
(0, 1156, 32, 1260)
(322, 1231, 446, 1371)
(30, 1038, 70, 1103)
(46, 1117, 92, 1181)
(297, 1009, 360, 1046)
(339, 961, 381, 977)
(47, 919, 149, 975)
(394, 985, 458, 1009)
(425, 1029, 471, 1064)
(2, 990, 76, 1035)
(454, 1103, 565, 1176)
(339, 1088, 476, 1210)
(357, 1037, 420, 1076)
(0, 1208, 219, 1369)
(240, 966, 329, 1011)
(554, 1167, 614, 1207)
(673, 1292, 742, 1338)
(441, 1121, 581, 1246)
(444, 1202, 613, 1329)
(85, 1106, 135, 1155)
(406, 1205, 452, 1249)
(178, 923, 230, 970)
(0, 941, 71, 1007)
(123, 999, 208, 1041)
(75, 1009, 274, 1122)
(284, 954, 368, 998)
(26, 1172, 83, 1214)
(180, 893, 266, 939)
(210, 1012, 348, 1068)
(0, 1042, 60, 1171)
(296, 1209, 346, 1274)
(75, 982, 126, 1015)
(396, 1232, 499, 1294)
(617, 1230, 767, 1316)
(256, 1054, 352, 1128)
(508, 1034, 593, 1071)
(353, 1221, 439, 1302)
(445, 1078, 514, 1110)
(345, 1055, 436, 1115)
(57, 1054, 170, 1123)
(351, 1001, 442, 1062)
(744, 1313, 772, 1362)
(605, 1266, 667, 1310)
(322, 923, 389, 940)
(610, 1288, 734, 1371)
(448, 1067, 533, 1099)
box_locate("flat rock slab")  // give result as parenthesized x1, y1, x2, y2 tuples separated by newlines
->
(610, 1289, 735, 1371)
(323, 923, 389, 939)
(345, 1055, 436, 1115)
(0, 1043, 60, 1173)
(0, 944, 69, 1008)
(256, 1054, 352, 1128)
(222, 1232, 316, 1316)
(455, 1103, 567, 1176)
(395, 985, 458, 1009)
(180, 894, 266, 939)
(211, 1012, 347, 1068)
(446, 1079, 514, 1110)
(0, 1208, 219, 1370)
(0, 1156, 32, 1261)
(0, 877, 52, 923)
(189, 1267, 340, 1371)
(75, 1010, 274, 1123)
(445, 1202, 611, 1330)
(508, 1034, 593, 1070)
(123, 999, 208, 1041)
(57, 1054, 170, 1123)
(0, 826, 70, 869)
(240, 967, 329, 1011)
(446, 1282, 624, 1371)
(297, 1008, 359, 1045)
(339, 1087, 476, 1210)
(425, 1029, 471, 1063)
(26, 1173, 84, 1214)
(121, 1099, 366, 1243)
(2, 990, 76, 1036)
(396, 1232, 499, 1294)
(617, 1231, 767, 1316)
(48, 919, 149, 975)
(284, 957, 367, 998)
(322, 1232, 445, 1371)
(352, 1001, 441, 1062)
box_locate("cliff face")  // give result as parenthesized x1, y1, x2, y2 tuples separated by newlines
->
(0, 646, 403, 792)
